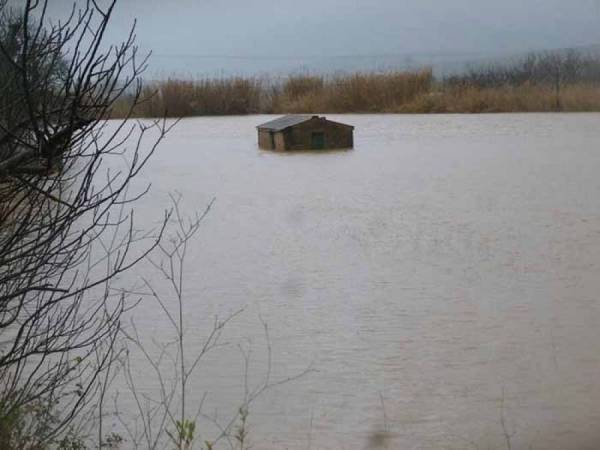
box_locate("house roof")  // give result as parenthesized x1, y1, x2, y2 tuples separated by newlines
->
(257, 115, 355, 132)
(256, 115, 312, 131)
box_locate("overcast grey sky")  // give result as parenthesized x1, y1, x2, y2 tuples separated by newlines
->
(43, 0, 600, 76)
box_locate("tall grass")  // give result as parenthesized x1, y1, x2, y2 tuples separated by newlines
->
(111, 69, 434, 118)
(273, 69, 433, 113)
(398, 84, 600, 113)
(119, 77, 265, 118)
(110, 52, 600, 118)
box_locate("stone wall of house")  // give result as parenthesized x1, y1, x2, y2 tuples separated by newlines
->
(258, 130, 274, 149)
(274, 131, 287, 150)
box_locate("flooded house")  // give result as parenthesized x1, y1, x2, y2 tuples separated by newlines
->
(257, 115, 354, 151)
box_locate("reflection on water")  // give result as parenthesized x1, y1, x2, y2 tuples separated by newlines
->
(122, 113, 600, 449)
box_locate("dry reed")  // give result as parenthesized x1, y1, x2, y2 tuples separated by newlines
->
(111, 69, 434, 118)
(110, 69, 600, 118)
(398, 84, 600, 113)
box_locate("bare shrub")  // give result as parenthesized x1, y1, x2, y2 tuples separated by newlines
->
(0, 0, 172, 445)
(115, 196, 312, 450)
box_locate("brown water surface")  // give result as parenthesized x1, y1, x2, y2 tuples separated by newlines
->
(122, 113, 600, 449)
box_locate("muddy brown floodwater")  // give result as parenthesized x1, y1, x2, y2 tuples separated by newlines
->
(113, 113, 600, 449)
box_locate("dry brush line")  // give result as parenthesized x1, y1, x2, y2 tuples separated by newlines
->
(110, 50, 600, 118)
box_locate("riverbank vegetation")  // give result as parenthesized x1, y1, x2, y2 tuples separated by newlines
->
(112, 50, 600, 117)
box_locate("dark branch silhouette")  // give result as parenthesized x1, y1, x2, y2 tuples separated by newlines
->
(0, 0, 171, 445)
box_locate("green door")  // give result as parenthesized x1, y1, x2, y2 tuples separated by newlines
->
(311, 132, 325, 149)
